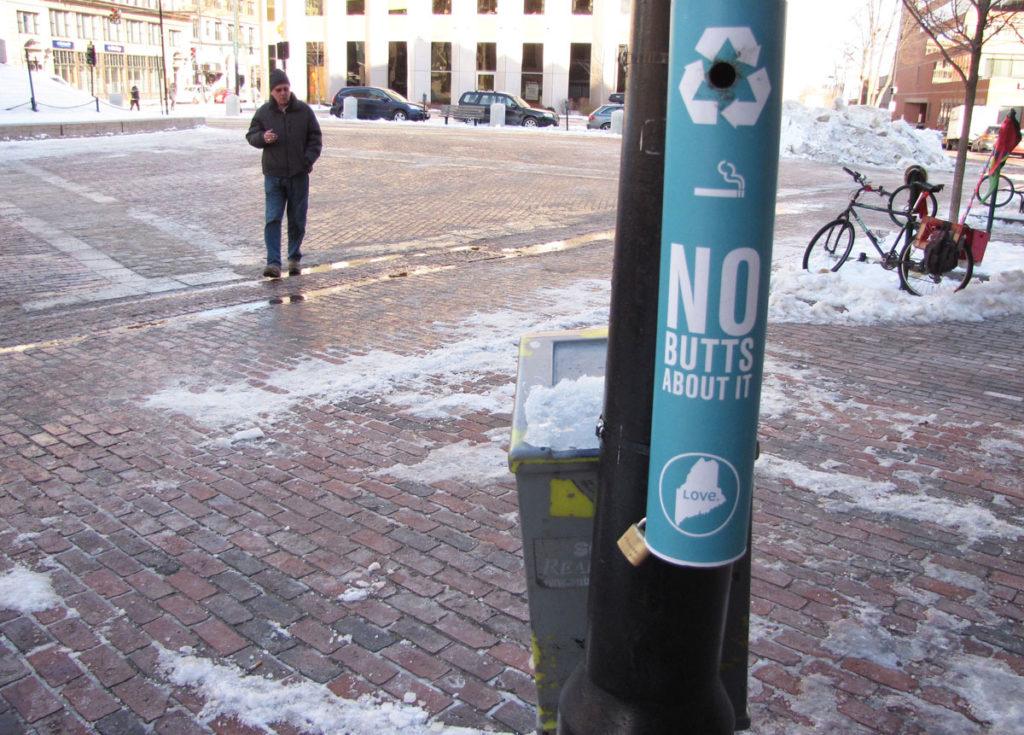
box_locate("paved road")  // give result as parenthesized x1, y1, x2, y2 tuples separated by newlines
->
(0, 120, 1022, 734)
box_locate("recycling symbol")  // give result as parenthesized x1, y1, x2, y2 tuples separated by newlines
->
(679, 27, 771, 127)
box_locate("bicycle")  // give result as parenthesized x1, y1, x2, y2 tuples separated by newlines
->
(803, 167, 940, 273)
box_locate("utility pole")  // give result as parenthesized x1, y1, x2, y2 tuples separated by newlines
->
(557, 1, 786, 733)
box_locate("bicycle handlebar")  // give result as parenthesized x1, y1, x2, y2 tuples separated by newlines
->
(842, 166, 865, 184)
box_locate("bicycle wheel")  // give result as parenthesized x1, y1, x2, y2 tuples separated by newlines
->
(977, 173, 1014, 208)
(803, 219, 855, 273)
(888, 184, 938, 226)
(897, 234, 974, 296)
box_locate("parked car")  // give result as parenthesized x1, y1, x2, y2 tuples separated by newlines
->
(456, 91, 559, 127)
(970, 125, 1000, 152)
(587, 103, 623, 130)
(329, 86, 429, 121)
(608, 92, 624, 104)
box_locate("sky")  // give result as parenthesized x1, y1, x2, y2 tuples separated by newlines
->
(2, 45, 1024, 735)
(783, 0, 897, 99)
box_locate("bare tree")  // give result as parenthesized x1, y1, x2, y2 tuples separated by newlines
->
(900, 0, 1024, 220)
(851, 0, 904, 106)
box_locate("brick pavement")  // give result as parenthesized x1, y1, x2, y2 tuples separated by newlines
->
(0, 122, 1022, 734)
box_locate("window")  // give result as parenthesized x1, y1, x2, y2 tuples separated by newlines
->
(347, 41, 365, 86)
(617, 44, 628, 93)
(431, 41, 452, 104)
(306, 0, 323, 14)
(76, 13, 97, 40)
(308, 42, 326, 103)
(49, 9, 72, 38)
(389, 0, 407, 13)
(522, 43, 543, 102)
(477, 42, 496, 91)
(128, 20, 146, 44)
(389, 41, 408, 96)
(267, 0, 275, 20)
(932, 60, 955, 84)
(104, 16, 122, 42)
(149, 23, 162, 46)
(348, 0, 365, 14)
(524, 0, 543, 12)
(572, 0, 593, 14)
(568, 43, 591, 106)
(434, 0, 452, 13)
(17, 11, 39, 34)
(479, 0, 497, 13)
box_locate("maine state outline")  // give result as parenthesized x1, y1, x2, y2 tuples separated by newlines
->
(674, 457, 727, 525)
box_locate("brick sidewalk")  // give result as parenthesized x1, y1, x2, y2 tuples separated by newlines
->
(1, 124, 1022, 734)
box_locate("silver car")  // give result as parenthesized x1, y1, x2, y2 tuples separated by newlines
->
(587, 104, 623, 131)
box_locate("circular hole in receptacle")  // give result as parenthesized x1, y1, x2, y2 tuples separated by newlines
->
(708, 61, 738, 89)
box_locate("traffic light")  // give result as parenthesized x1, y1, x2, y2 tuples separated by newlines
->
(86, 42, 96, 66)
(190, 47, 196, 61)
(109, 8, 121, 24)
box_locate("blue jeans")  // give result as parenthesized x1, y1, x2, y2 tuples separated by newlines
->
(264, 173, 309, 266)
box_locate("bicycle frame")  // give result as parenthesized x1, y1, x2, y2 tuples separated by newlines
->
(841, 186, 909, 266)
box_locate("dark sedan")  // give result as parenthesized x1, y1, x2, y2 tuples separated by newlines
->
(329, 86, 430, 121)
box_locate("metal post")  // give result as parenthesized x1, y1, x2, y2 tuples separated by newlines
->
(233, 0, 241, 96)
(558, 0, 785, 732)
(25, 48, 38, 112)
(158, 0, 170, 114)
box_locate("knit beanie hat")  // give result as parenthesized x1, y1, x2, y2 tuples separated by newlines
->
(269, 69, 289, 89)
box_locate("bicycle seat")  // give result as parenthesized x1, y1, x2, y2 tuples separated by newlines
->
(914, 181, 944, 193)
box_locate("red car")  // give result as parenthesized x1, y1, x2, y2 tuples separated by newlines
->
(213, 88, 230, 103)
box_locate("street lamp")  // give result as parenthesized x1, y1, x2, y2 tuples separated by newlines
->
(24, 42, 39, 112)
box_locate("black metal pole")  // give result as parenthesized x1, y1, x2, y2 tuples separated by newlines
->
(158, 0, 170, 115)
(25, 49, 38, 112)
(557, 1, 735, 731)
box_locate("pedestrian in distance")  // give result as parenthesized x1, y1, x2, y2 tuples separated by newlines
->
(130, 86, 140, 111)
(245, 68, 323, 278)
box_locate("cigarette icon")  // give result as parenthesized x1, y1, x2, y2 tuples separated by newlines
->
(694, 161, 745, 198)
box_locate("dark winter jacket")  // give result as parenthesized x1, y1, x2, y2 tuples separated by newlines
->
(245, 94, 322, 178)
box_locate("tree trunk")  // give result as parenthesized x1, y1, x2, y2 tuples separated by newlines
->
(948, 1, 990, 222)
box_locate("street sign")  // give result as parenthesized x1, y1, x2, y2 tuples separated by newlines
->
(646, 1, 786, 567)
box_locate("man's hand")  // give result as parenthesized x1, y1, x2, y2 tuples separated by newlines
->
(263, 129, 278, 144)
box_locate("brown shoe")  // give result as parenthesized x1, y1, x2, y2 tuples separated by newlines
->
(263, 264, 281, 278)
(287, 260, 301, 276)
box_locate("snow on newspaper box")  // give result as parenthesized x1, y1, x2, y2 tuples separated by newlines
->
(508, 327, 607, 734)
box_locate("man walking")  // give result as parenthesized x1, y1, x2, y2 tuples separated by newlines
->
(245, 69, 322, 278)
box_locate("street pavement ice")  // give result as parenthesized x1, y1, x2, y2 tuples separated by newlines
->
(0, 104, 1022, 735)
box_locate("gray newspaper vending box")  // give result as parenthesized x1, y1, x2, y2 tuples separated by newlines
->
(508, 328, 607, 734)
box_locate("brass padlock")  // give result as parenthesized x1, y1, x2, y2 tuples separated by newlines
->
(617, 519, 650, 566)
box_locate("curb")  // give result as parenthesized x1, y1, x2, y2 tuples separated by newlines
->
(0, 116, 206, 141)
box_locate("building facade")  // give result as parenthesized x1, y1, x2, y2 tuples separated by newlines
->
(892, 4, 1024, 132)
(1, 0, 629, 110)
(265, 0, 630, 111)
(1, 0, 261, 104)
(2, 0, 195, 103)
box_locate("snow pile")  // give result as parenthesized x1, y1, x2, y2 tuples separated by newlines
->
(0, 565, 61, 613)
(522, 375, 604, 451)
(0, 61, 132, 121)
(780, 98, 951, 171)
